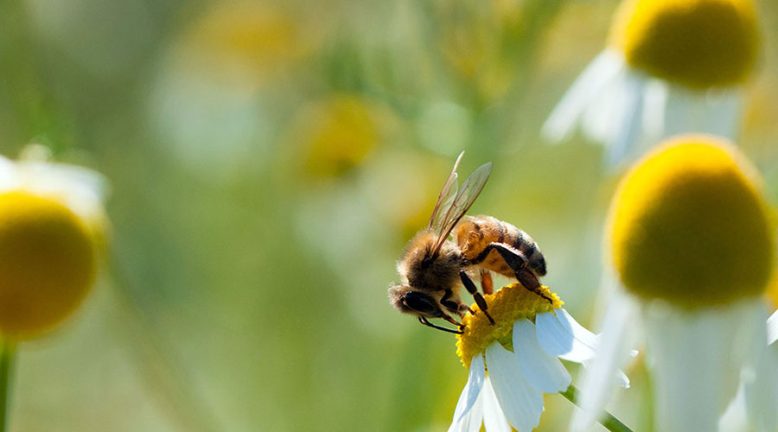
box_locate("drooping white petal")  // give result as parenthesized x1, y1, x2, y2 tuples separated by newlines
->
(451, 355, 485, 425)
(739, 310, 778, 432)
(581, 65, 630, 147)
(643, 300, 762, 432)
(745, 344, 778, 432)
(571, 291, 640, 432)
(481, 377, 511, 432)
(0, 156, 18, 191)
(605, 72, 647, 167)
(21, 160, 108, 220)
(662, 85, 742, 140)
(542, 50, 625, 142)
(486, 342, 544, 432)
(448, 383, 484, 432)
(641, 79, 667, 142)
(719, 383, 749, 432)
(766, 310, 778, 345)
(535, 309, 598, 363)
(513, 319, 571, 393)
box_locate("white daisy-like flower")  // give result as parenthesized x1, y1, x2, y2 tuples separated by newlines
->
(543, 0, 760, 166)
(573, 136, 775, 432)
(0, 145, 107, 340)
(448, 284, 629, 432)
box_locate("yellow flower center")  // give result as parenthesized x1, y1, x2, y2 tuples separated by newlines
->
(456, 284, 563, 367)
(0, 191, 97, 339)
(610, 0, 760, 89)
(608, 136, 774, 309)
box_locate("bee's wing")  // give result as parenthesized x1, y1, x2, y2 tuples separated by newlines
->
(428, 151, 464, 230)
(429, 161, 492, 257)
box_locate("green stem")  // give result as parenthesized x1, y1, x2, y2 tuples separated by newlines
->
(560, 385, 633, 432)
(0, 342, 15, 432)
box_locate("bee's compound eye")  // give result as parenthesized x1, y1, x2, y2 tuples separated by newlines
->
(403, 292, 439, 316)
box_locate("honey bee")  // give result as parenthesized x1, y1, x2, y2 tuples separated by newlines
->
(388, 152, 549, 334)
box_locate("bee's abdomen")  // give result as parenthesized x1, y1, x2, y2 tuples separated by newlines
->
(457, 216, 546, 277)
(504, 223, 546, 276)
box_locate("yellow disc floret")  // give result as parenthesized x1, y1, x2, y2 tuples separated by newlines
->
(610, 0, 760, 89)
(0, 191, 97, 339)
(456, 284, 562, 367)
(608, 135, 774, 309)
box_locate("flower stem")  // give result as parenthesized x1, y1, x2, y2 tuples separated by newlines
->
(0, 341, 15, 432)
(560, 385, 633, 432)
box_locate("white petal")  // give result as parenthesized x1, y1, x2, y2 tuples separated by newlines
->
(513, 319, 571, 393)
(536, 309, 598, 363)
(662, 85, 742, 140)
(700, 90, 741, 139)
(740, 310, 778, 432)
(640, 79, 667, 142)
(719, 383, 749, 432)
(644, 300, 762, 432)
(19, 160, 108, 222)
(481, 377, 511, 432)
(0, 156, 18, 191)
(605, 73, 646, 167)
(542, 50, 625, 142)
(451, 355, 486, 425)
(571, 291, 640, 432)
(766, 310, 778, 345)
(449, 385, 484, 432)
(486, 343, 544, 432)
(746, 344, 778, 431)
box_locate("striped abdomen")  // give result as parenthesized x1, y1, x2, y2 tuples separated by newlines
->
(455, 215, 547, 277)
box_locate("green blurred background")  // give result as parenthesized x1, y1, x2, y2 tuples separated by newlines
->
(1, 0, 777, 430)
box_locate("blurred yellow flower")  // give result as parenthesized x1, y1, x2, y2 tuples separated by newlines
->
(293, 96, 387, 180)
(0, 150, 106, 340)
(182, 1, 310, 89)
(434, 0, 527, 103)
(611, 0, 759, 90)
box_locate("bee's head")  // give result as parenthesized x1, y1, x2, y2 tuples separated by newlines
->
(388, 285, 443, 318)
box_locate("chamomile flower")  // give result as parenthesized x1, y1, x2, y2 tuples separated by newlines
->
(449, 283, 627, 432)
(543, 0, 761, 166)
(574, 136, 774, 432)
(0, 147, 106, 340)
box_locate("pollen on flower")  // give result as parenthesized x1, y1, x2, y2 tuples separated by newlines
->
(608, 135, 774, 309)
(456, 283, 562, 367)
(610, 0, 760, 89)
(0, 191, 97, 339)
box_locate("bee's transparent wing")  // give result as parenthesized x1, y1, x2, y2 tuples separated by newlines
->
(429, 161, 492, 257)
(428, 151, 464, 231)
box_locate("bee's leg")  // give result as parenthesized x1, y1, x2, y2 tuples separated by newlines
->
(480, 269, 494, 295)
(459, 271, 495, 325)
(485, 243, 553, 303)
(418, 316, 463, 334)
(440, 288, 465, 317)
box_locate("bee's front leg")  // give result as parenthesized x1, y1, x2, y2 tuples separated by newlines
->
(459, 271, 495, 325)
(440, 288, 466, 318)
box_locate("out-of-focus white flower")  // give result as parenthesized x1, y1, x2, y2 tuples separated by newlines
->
(543, 0, 761, 167)
(574, 136, 775, 432)
(0, 146, 107, 340)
